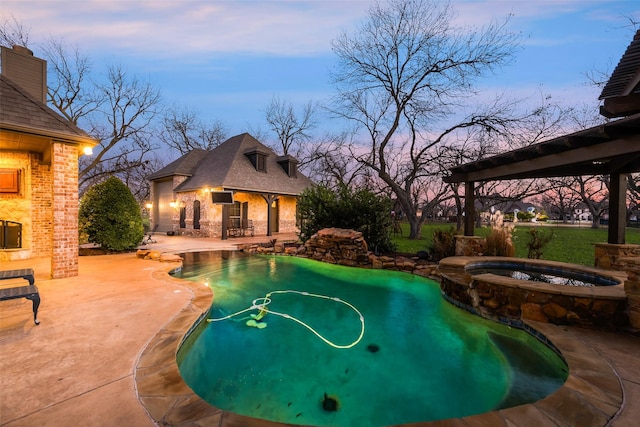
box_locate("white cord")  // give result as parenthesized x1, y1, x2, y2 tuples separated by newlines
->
(207, 289, 365, 349)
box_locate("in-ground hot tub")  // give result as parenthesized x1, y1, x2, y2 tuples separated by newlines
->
(438, 256, 628, 329)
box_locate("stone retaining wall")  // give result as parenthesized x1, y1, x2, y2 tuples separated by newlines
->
(240, 227, 438, 278)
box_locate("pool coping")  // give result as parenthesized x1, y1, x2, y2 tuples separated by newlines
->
(135, 255, 625, 426)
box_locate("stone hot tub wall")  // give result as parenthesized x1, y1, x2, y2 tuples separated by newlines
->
(439, 256, 629, 330)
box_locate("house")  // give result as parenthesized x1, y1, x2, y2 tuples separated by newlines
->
(147, 133, 313, 239)
(0, 45, 98, 278)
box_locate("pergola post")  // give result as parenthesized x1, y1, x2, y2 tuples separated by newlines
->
(608, 173, 627, 244)
(464, 181, 475, 236)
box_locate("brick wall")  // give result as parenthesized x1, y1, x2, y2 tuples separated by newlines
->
(31, 154, 52, 256)
(51, 142, 79, 278)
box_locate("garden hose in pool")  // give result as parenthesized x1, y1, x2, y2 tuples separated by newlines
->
(207, 290, 365, 349)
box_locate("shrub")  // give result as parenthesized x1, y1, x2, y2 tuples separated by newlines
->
(79, 176, 144, 251)
(429, 227, 457, 261)
(298, 184, 395, 253)
(525, 227, 554, 259)
(517, 211, 536, 222)
(484, 225, 515, 257)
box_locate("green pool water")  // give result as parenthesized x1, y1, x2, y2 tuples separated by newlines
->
(176, 251, 567, 427)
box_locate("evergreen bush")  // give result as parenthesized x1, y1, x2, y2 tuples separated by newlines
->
(298, 185, 395, 253)
(79, 176, 144, 251)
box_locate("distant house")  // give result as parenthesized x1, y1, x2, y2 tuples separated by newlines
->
(475, 197, 536, 216)
(0, 45, 98, 278)
(147, 133, 313, 238)
(573, 204, 592, 222)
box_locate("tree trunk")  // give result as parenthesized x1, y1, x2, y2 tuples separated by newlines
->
(406, 213, 422, 239)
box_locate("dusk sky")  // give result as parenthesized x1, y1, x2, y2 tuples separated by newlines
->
(2, 0, 639, 140)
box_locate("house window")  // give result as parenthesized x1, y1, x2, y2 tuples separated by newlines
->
(229, 201, 241, 228)
(245, 148, 269, 173)
(277, 156, 297, 177)
(286, 162, 297, 177)
(256, 154, 266, 172)
(193, 200, 201, 229)
(179, 207, 186, 228)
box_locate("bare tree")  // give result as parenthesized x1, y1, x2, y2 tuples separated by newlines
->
(301, 131, 369, 189)
(572, 175, 609, 228)
(1, 23, 162, 195)
(540, 178, 583, 222)
(76, 64, 161, 192)
(159, 105, 228, 155)
(265, 95, 317, 156)
(0, 15, 29, 47)
(41, 39, 101, 125)
(330, 0, 521, 238)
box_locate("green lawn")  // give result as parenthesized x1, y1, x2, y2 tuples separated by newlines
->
(391, 222, 640, 266)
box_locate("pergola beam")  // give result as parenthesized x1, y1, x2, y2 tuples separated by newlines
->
(445, 114, 640, 246)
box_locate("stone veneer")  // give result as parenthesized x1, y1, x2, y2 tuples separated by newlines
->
(620, 256, 640, 330)
(155, 184, 301, 239)
(594, 243, 640, 269)
(0, 152, 53, 261)
(454, 235, 485, 256)
(439, 256, 629, 330)
(593, 244, 640, 331)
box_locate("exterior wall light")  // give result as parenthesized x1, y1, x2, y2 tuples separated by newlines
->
(82, 146, 94, 156)
(169, 200, 178, 209)
(145, 202, 153, 209)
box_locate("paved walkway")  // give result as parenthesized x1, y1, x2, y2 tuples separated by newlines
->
(1, 234, 639, 426)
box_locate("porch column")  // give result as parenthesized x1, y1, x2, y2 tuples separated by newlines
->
(262, 194, 278, 236)
(221, 204, 229, 240)
(608, 173, 627, 244)
(464, 181, 475, 236)
(51, 142, 79, 278)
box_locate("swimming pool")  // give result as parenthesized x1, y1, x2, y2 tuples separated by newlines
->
(175, 251, 567, 426)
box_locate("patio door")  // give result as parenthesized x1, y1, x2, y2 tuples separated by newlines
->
(242, 202, 248, 224)
(155, 179, 174, 232)
(269, 199, 279, 233)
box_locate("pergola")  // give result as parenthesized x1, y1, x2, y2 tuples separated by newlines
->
(445, 30, 640, 245)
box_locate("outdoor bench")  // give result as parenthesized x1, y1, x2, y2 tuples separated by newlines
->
(0, 268, 40, 325)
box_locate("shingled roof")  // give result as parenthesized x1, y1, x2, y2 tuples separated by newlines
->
(0, 74, 96, 144)
(599, 29, 640, 118)
(149, 133, 313, 196)
(146, 149, 209, 180)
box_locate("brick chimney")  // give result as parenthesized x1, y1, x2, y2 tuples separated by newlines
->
(0, 45, 47, 102)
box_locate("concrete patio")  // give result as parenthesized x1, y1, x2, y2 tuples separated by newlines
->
(1, 233, 639, 426)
